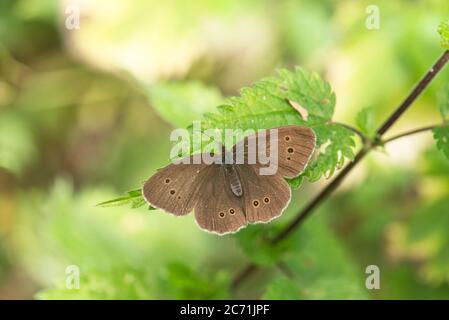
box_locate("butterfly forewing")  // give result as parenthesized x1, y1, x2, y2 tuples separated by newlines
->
(233, 125, 316, 178)
(275, 126, 316, 178)
(142, 156, 208, 215)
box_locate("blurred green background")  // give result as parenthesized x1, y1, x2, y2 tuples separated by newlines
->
(1, 0, 449, 299)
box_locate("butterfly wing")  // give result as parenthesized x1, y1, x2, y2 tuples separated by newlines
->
(142, 156, 208, 216)
(274, 125, 316, 178)
(236, 164, 291, 223)
(233, 125, 316, 178)
(194, 165, 247, 235)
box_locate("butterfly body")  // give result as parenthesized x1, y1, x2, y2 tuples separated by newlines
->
(224, 164, 243, 197)
(143, 125, 316, 235)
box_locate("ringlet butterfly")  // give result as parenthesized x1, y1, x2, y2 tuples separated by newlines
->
(142, 125, 316, 235)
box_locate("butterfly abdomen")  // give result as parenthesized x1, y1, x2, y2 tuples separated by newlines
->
(224, 165, 243, 197)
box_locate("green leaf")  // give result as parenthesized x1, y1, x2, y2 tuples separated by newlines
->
(162, 262, 230, 299)
(97, 189, 153, 210)
(287, 175, 303, 189)
(304, 124, 355, 181)
(437, 84, 449, 121)
(438, 20, 449, 50)
(356, 107, 376, 137)
(199, 67, 335, 131)
(146, 81, 224, 128)
(433, 126, 449, 160)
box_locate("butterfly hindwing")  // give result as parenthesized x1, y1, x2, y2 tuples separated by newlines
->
(236, 164, 291, 223)
(194, 165, 247, 235)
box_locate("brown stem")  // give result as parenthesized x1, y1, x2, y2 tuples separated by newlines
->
(231, 50, 449, 292)
(383, 125, 442, 144)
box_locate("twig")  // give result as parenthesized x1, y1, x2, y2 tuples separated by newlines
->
(382, 125, 442, 144)
(231, 50, 449, 292)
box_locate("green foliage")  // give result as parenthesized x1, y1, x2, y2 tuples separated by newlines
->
(264, 276, 367, 300)
(161, 262, 230, 299)
(438, 84, 449, 121)
(200, 68, 336, 130)
(330, 150, 449, 298)
(304, 124, 355, 181)
(39, 261, 230, 300)
(146, 81, 224, 128)
(16, 179, 234, 299)
(235, 224, 293, 267)
(262, 215, 368, 299)
(438, 20, 449, 50)
(5, 0, 449, 301)
(433, 126, 449, 160)
(389, 199, 449, 285)
(97, 189, 154, 210)
(356, 107, 377, 137)
(0, 112, 37, 174)
(433, 84, 449, 161)
(37, 268, 156, 300)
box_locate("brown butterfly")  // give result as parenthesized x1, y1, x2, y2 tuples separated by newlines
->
(142, 125, 316, 235)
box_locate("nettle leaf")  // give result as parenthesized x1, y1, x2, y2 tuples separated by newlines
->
(200, 68, 335, 130)
(304, 124, 355, 181)
(97, 189, 155, 210)
(356, 107, 376, 137)
(433, 126, 449, 160)
(438, 20, 449, 50)
(196, 67, 355, 184)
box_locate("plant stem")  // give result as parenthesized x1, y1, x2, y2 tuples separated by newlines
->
(231, 50, 449, 292)
(383, 125, 442, 144)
